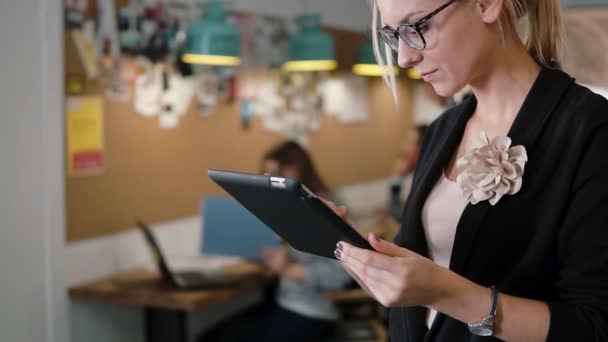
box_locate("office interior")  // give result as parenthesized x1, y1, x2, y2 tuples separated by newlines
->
(0, 0, 606, 341)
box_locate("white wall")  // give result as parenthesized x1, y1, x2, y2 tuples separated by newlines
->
(586, 85, 608, 99)
(0, 1, 66, 342)
(411, 83, 446, 126)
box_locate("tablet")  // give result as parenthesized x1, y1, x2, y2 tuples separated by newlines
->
(208, 169, 373, 259)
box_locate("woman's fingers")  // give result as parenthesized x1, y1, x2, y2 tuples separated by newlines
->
(367, 233, 414, 258)
(342, 262, 395, 307)
(341, 263, 380, 301)
(339, 241, 395, 272)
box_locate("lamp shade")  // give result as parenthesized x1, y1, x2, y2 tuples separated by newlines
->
(182, 1, 241, 66)
(407, 68, 422, 80)
(283, 14, 337, 72)
(352, 39, 399, 77)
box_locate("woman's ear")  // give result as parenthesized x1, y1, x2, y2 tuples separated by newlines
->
(475, 0, 504, 24)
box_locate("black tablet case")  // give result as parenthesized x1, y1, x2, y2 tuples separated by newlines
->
(208, 169, 372, 259)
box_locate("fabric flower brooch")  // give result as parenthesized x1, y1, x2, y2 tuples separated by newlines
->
(456, 131, 528, 206)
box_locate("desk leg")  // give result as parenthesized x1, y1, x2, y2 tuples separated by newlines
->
(144, 308, 188, 342)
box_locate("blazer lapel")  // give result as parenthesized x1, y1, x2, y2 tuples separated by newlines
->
(414, 96, 477, 216)
(448, 67, 575, 276)
(404, 96, 477, 258)
(400, 95, 477, 341)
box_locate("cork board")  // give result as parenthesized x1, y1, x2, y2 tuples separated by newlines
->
(65, 26, 413, 241)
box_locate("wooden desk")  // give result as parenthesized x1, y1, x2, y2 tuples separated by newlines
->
(324, 288, 372, 302)
(69, 265, 275, 342)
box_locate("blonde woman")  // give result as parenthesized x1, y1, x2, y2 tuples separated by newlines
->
(329, 0, 608, 340)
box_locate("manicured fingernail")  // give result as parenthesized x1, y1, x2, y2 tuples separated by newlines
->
(336, 242, 343, 252)
(334, 248, 343, 260)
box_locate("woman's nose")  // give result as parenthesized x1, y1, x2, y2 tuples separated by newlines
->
(397, 39, 423, 69)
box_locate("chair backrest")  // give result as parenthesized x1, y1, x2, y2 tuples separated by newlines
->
(201, 196, 280, 261)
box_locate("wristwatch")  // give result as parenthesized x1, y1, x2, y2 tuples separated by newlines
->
(468, 286, 498, 336)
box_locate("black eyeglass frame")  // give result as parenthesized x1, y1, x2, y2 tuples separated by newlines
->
(378, 0, 457, 51)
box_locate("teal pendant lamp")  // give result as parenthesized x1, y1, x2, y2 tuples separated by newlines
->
(283, 14, 337, 72)
(352, 39, 399, 77)
(182, 0, 241, 67)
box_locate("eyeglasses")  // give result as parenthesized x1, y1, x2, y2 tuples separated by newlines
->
(378, 0, 457, 51)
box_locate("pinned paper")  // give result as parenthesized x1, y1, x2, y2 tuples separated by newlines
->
(240, 100, 253, 130)
(66, 96, 105, 176)
(134, 65, 195, 125)
(159, 112, 179, 129)
(321, 74, 369, 124)
(71, 28, 100, 79)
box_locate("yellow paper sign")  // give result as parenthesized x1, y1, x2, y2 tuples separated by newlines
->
(66, 96, 104, 176)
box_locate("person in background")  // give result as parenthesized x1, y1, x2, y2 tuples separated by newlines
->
(382, 81, 447, 224)
(386, 124, 427, 223)
(199, 141, 352, 342)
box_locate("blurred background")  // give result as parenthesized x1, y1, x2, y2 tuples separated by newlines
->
(0, 0, 606, 341)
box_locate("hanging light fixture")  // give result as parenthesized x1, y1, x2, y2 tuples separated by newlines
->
(283, 14, 337, 72)
(182, 0, 241, 67)
(352, 39, 399, 77)
(407, 68, 422, 80)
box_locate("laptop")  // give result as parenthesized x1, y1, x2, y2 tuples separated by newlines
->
(201, 196, 280, 261)
(138, 221, 251, 290)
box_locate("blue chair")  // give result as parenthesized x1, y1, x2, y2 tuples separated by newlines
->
(201, 196, 280, 261)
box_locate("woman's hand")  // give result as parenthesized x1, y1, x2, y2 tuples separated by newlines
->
(320, 198, 447, 307)
(336, 234, 448, 308)
(323, 203, 553, 341)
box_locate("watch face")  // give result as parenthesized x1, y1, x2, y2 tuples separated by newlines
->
(469, 323, 493, 337)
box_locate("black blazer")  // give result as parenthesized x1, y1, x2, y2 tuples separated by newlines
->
(390, 67, 608, 342)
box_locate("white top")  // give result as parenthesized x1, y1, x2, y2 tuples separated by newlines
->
(421, 171, 469, 329)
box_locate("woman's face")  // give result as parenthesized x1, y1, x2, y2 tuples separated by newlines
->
(402, 128, 420, 158)
(280, 165, 300, 180)
(262, 159, 300, 180)
(262, 159, 280, 176)
(376, 0, 498, 96)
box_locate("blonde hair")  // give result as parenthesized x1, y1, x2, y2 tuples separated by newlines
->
(370, 0, 399, 103)
(502, 0, 562, 68)
(370, 0, 562, 100)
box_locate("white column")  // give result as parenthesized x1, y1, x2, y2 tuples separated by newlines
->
(0, 0, 67, 341)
